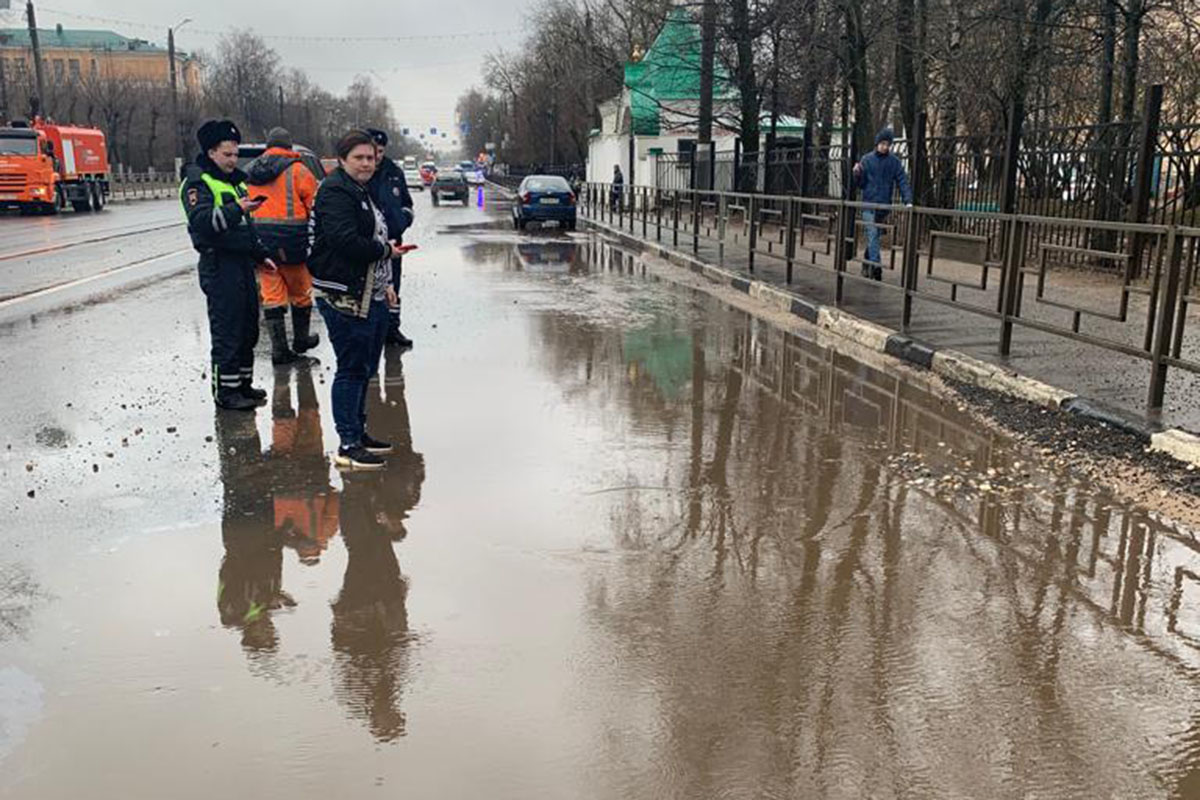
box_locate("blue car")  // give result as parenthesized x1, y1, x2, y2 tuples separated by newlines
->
(513, 175, 577, 231)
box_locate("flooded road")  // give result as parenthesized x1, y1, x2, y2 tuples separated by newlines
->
(4, 190, 1200, 798)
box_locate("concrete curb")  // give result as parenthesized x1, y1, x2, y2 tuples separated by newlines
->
(585, 217, 1200, 466)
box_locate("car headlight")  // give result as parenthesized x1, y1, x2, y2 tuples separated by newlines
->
(31, 187, 45, 195)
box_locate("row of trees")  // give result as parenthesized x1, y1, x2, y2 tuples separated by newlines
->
(1, 31, 422, 171)
(460, 0, 1200, 166)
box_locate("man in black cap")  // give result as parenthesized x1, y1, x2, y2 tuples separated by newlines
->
(365, 128, 415, 348)
(181, 119, 277, 411)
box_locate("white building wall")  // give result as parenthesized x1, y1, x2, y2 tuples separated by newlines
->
(588, 134, 628, 184)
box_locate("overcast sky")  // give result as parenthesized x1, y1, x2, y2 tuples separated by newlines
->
(3, 0, 530, 141)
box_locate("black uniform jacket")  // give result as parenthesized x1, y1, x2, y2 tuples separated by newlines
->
(180, 154, 270, 262)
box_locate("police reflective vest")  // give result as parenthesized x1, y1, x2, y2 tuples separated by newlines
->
(180, 171, 248, 211)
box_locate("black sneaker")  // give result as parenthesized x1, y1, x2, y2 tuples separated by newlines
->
(333, 446, 386, 470)
(361, 433, 394, 454)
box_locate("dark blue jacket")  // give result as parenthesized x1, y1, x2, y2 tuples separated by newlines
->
(856, 150, 912, 206)
(367, 157, 414, 241)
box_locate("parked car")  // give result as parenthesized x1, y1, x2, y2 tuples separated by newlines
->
(512, 174, 576, 231)
(403, 163, 424, 191)
(431, 169, 470, 206)
(458, 160, 485, 185)
(420, 161, 438, 186)
(237, 143, 326, 181)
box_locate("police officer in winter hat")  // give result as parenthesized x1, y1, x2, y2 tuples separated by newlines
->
(364, 127, 416, 348)
(182, 119, 278, 411)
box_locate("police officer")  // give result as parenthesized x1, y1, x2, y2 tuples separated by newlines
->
(182, 120, 277, 411)
(365, 128, 415, 348)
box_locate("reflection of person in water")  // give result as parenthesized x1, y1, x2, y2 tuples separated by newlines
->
(270, 368, 340, 565)
(330, 349, 425, 741)
(214, 412, 294, 656)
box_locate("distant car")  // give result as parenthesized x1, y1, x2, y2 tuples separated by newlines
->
(402, 164, 424, 191)
(420, 161, 438, 186)
(513, 174, 576, 231)
(458, 160, 485, 185)
(237, 143, 326, 180)
(431, 170, 469, 206)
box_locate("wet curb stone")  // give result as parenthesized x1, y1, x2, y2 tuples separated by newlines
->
(585, 217, 1200, 468)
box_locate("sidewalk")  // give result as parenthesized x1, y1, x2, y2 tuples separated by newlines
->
(586, 209, 1200, 435)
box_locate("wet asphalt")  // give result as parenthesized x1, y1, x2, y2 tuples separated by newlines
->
(3, 188, 1200, 798)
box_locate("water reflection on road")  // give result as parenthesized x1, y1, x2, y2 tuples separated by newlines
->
(213, 353, 424, 742)
(4, 223, 1200, 798)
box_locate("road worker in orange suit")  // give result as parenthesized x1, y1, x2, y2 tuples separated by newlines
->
(246, 127, 320, 365)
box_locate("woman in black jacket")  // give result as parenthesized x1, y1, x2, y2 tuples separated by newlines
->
(309, 130, 406, 470)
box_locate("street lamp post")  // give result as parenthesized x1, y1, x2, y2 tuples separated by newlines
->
(168, 17, 191, 165)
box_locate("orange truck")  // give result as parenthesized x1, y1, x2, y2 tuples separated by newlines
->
(0, 120, 110, 214)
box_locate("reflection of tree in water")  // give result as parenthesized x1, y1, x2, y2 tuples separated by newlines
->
(558, 309, 1200, 796)
(330, 350, 425, 742)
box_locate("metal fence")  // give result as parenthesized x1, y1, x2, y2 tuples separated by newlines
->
(109, 172, 177, 201)
(639, 86, 1200, 248)
(583, 179, 1200, 413)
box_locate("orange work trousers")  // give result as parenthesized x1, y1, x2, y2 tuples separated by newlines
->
(259, 264, 314, 309)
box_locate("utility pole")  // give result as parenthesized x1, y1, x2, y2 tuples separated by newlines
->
(0, 43, 9, 124)
(25, 0, 46, 118)
(168, 18, 190, 162)
(697, 0, 716, 143)
(277, 85, 284, 126)
(697, 0, 717, 190)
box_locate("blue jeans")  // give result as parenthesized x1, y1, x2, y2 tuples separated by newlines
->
(862, 208, 889, 266)
(317, 298, 389, 449)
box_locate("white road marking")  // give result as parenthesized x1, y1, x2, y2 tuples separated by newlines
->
(0, 248, 193, 310)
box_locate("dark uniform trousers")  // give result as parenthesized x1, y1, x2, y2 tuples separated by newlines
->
(198, 252, 260, 396)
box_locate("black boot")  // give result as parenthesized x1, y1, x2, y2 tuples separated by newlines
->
(216, 387, 259, 411)
(238, 366, 267, 402)
(240, 380, 267, 402)
(267, 312, 301, 365)
(386, 326, 414, 348)
(292, 305, 319, 353)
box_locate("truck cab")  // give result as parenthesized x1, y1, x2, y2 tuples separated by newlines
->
(0, 127, 58, 213)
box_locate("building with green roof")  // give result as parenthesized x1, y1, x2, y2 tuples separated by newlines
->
(0, 26, 200, 93)
(587, 6, 803, 189)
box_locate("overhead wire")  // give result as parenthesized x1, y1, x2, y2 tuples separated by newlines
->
(36, 6, 521, 43)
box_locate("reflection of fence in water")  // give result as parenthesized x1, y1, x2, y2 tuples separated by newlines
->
(585, 183, 1200, 411)
(731, 318, 1200, 671)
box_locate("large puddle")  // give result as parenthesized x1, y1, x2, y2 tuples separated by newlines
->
(3, 220, 1200, 798)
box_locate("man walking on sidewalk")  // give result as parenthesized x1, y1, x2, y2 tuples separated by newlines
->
(611, 164, 624, 213)
(245, 127, 320, 365)
(853, 128, 912, 281)
(365, 128, 415, 348)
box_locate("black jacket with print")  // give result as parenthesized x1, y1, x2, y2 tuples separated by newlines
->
(308, 167, 390, 317)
